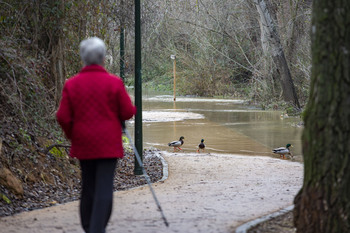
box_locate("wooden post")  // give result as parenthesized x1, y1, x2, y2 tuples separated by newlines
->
(173, 58, 176, 101)
(171, 55, 176, 101)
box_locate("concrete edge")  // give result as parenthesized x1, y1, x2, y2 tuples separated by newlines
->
(153, 151, 169, 182)
(235, 205, 294, 233)
(116, 151, 169, 193)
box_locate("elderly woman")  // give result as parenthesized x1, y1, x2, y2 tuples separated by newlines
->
(56, 37, 136, 233)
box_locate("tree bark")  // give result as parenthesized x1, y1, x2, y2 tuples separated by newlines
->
(48, 0, 66, 106)
(254, 0, 300, 108)
(52, 36, 66, 106)
(293, 0, 350, 232)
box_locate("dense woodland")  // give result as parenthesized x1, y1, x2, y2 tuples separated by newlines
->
(1, 0, 313, 116)
(0, 0, 326, 228)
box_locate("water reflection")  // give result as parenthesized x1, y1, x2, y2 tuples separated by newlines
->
(129, 94, 303, 159)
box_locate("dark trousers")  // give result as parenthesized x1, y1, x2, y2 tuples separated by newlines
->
(79, 158, 118, 233)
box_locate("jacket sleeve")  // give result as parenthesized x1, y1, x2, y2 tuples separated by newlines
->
(56, 83, 73, 140)
(117, 81, 137, 121)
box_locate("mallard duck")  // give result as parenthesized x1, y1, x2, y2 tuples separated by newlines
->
(197, 139, 205, 153)
(273, 144, 293, 159)
(168, 136, 185, 152)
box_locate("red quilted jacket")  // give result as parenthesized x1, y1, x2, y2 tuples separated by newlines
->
(56, 65, 136, 160)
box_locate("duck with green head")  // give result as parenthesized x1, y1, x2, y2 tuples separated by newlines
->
(168, 136, 185, 152)
(273, 144, 293, 159)
(197, 139, 205, 153)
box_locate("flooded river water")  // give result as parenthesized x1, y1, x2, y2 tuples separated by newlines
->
(128, 93, 303, 159)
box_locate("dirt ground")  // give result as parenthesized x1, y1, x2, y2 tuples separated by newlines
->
(0, 152, 303, 233)
(0, 149, 163, 217)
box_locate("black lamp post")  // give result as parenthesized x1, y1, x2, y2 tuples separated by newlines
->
(134, 0, 143, 175)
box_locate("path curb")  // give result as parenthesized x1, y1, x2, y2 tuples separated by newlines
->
(154, 151, 169, 182)
(235, 205, 294, 233)
(115, 151, 169, 193)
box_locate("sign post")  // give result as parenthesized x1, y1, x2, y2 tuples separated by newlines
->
(171, 55, 176, 101)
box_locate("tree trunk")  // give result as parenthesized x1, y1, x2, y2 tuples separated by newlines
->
(52, 36, 66, 106)
(293, 0, 350, 232)
(272, 51, 300, 108)
(49, 0, 66, 106)
(284, 0, 300, 63)
(254, 0, 300, 108)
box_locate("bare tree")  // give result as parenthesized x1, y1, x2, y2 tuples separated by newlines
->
(253, 0, 300, 108)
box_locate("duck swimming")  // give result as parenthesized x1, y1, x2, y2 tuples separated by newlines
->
(197, 139, 205, 153)
(273, 144, 293, 159)
(168, 136, 185, 152)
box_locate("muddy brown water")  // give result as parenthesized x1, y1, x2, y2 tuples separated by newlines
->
(128, 93, 302, 158)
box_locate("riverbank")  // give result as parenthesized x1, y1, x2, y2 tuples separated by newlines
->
(0, 152, 303, 233)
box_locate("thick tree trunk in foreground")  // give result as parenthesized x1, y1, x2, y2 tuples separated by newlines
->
(254, 0, 300, 108)
(293, 1, 350, 232)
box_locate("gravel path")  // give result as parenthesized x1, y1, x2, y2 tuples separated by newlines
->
(0, 152, 303, 233)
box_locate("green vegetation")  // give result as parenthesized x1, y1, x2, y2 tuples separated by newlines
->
(0, 193, 11, 204)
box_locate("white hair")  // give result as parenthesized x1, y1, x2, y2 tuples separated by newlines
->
(79, 37, 106, 66)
